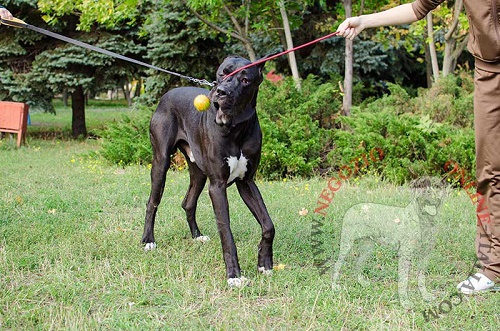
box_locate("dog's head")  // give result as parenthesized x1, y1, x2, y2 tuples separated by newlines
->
(410, 177, 449, 218)
(209, 56, 266, 126)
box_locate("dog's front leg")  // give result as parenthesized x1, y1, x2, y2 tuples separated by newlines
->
(417, 254, 435, 302)
(417, 235, 436, 301)
(208, 181, 243, 286)
(398, 254, 413, 309)
(236, 180, 274, 274)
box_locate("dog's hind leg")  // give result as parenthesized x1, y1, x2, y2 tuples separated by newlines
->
(355, 240, 375, 287)
(417, 270, 434, 302)
(181, 153, 209, 242)
(331, 238, 353, 290)
(417, 253, 435, 301)
(236, 180, 275, 275)
(398, 253, 413, 309)
(142, 112, 176, 250)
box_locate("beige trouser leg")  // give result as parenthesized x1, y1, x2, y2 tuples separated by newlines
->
(474, 66, 500, 282)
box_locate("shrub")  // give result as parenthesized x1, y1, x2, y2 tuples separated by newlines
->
(99, 72, 475, 185)
(257, 75, 341, 179)
(361, 83, 413, 115)
(99, 106, 152, 165)
(99, 75, 343, 179)
(413, 72, 474, 128)
(328, 109, 475, 184)
(361, 72, 474, 128)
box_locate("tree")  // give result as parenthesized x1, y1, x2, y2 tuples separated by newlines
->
(342, 0, 353, 116)
(403, 0, 469, 82)
(0, 0, 57, 111)
(28, 33, 145, 137)
(440, 0, 468, 76)
(426, 12, 440, 82)
(186, 0, 259, 61)
(278, 0, 301, 89)
(184, 0, 317, 83)
(139, 1, 226, 102)
(37, 0, 141, 32)
(0, 1, 147, 137)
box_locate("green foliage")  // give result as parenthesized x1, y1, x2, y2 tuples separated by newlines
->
(0, 1, 57, 111)
(299, 33, 428, 100)
(414, 73, 474, 128)
(37, 0, 141, 31)
(257, 75, 341, 179)
(329, 76, 475, 184)
(99, 72, 475, 184)
(139, 1, 225, 104)
(99, 106, 152, 165)
(362, 73, 474, 128)
(1, 2, 145, 113)
(360, 82, 413, 114)
(0, 69, 54, 112)
(337, 110, 474, 183)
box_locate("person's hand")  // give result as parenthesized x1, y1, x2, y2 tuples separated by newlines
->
(0, 7, 13, 20)
(336, 16, 364, 41)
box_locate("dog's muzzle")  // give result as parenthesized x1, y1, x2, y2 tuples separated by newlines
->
(212, 85, 233, 126)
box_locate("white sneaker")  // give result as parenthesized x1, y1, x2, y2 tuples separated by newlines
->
(457, 273, 495, 294)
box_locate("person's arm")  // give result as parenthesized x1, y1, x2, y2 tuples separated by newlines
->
(336, 3, 419, 40)
(0, 5, 14, 20)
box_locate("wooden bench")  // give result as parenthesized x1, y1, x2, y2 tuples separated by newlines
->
(0, 101, 29, 147)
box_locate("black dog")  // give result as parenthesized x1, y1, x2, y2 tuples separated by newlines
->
(142, 56, 275, 287)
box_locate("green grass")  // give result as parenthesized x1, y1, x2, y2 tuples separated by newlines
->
(26, 99, 141, 140)
(1, 103, 499, 330)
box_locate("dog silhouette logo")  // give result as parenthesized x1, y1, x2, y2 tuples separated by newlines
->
(331, 177, 447, 308)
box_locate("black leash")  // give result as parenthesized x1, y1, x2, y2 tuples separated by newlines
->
(0, 17, 215, 87)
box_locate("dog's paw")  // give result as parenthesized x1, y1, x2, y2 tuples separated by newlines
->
(258, 266, 273, 276)
(357, 274, 370, 287)
(421, 291, 435, 302)
(144, 242, 157, 251)
(331, 283, 342, 291)
(399, 299, 414, 310)
(194, 235, 210, 243)
(227, 277, 250, 288)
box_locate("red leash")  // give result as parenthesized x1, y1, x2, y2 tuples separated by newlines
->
(224, 31, 340, 79)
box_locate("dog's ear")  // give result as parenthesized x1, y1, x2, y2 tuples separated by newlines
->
(256, 51, 280, 73)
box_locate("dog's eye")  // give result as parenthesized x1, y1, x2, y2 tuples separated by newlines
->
(241, 78, 249, 84)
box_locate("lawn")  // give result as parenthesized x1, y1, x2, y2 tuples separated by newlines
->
(0, 103, 498, 330)
(26, 99, 139, 140)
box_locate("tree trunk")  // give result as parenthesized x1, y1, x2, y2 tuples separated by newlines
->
(342, 0, 353, 116)
(423, 25, 433, 87)
(62, 89, 69, 107)
(424, 40, 433, 88)
(427, 12, 440, 82)
(279, 1, 301, 89)
(134, 79, 142, 98)
(71, 85, 87, 138)
(123, 79, 132, 107)
(442, 0, 467, 76)
(243, 42, 257, 62)
(358, 0, 365, 15)
(442, 36, 457, 77)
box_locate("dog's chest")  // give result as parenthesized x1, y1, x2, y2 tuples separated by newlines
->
(226, 153, 249, 183)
